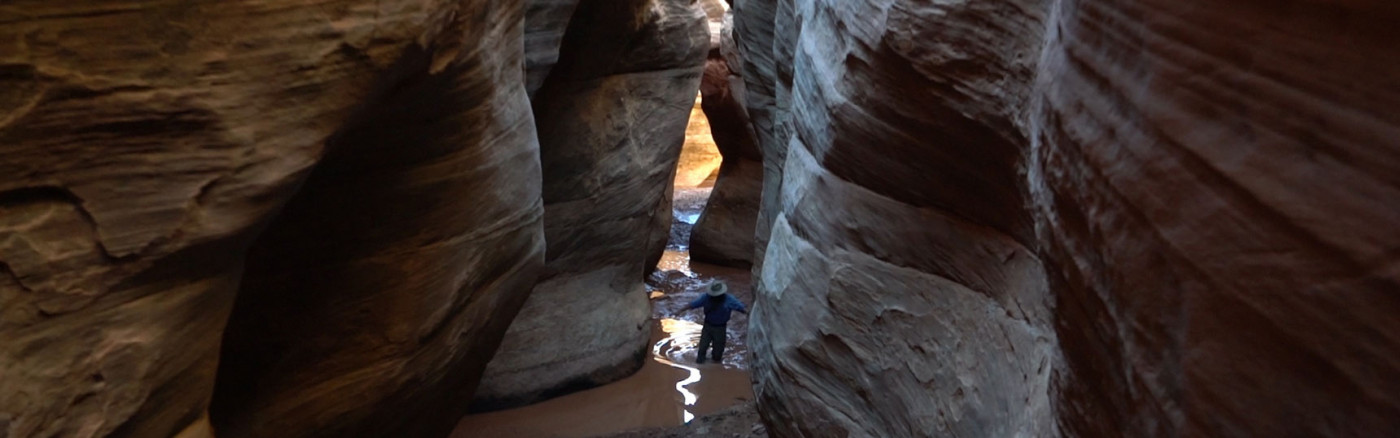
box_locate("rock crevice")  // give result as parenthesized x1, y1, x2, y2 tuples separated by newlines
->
(471, 0, 710, 411)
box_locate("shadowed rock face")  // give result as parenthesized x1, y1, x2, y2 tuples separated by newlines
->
(733, 0, 1400, 437)
(524, 0, 583, 98)
(472, 0, 710, 411)
(210, 3, 546, 438)
(0, 1, 544, 437)
(691, 9, 763, 268)
(1033, 0, 1400, 436)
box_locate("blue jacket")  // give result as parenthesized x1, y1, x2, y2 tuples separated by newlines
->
(688, 294, 747, 326)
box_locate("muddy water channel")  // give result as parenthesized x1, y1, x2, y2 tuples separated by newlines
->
(453, 188, 753, 437)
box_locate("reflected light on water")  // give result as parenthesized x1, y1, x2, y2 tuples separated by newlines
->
(678, 212, 701, 225)
(652, 318, 705, 423)
(656, 250, 694, 276)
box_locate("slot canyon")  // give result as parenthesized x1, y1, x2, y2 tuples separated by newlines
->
(0, 1, 1396, 438)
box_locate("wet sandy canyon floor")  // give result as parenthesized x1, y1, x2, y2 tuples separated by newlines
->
(452, 188, 756, 437)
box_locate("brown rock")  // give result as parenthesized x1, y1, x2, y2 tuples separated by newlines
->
(0, 1, 544, 437)
(210, 3, 546, 438)
(1033, 0, 1400, 436)
(733, 0, 1400, 436)
(690, 13, 762, 268)
(472, 0, 710, 410)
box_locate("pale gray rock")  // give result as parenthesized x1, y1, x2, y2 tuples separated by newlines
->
(744, 1, 1055, 436)
(524, 0, 582, 97)
(731, 0, 800, 272)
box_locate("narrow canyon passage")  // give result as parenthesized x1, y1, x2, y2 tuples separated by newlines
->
(3, 0, 1397, 437)
(453, 96, 755, 437)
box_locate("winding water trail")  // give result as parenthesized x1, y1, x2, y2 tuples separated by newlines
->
(653, 318, 704, 423)
(452, 187, 753, 438)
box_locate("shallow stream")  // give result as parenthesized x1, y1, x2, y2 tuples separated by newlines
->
(452, 187, 753, 437)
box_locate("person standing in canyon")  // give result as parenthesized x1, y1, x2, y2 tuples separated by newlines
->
(686, 280, 747, 364)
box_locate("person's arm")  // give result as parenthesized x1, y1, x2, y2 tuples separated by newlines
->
(728, 295, 748, 314)
(686, 296, 706, 310)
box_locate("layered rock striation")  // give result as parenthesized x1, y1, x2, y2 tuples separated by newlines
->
(1, 1, 544, 437)
(731, 0, 801, 271)
(744, 0, 1057, 436)
(210, 2, 546, 437)
(734, 0, 1400, 436)
(472, 0, 709, 410)
(1032, 0, 1400, 436)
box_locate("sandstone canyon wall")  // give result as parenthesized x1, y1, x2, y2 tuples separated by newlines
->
(0, 1, 544, 438)
(690, 6, 764, 267)
(4, 0, 1396, 437)
(743, 0, 1058, 436)
(735, 0, 1400, 437)
(524, 0, 582, 98)
(731, 0, 800, 271)
(472, 0, 710, 410)
(672, 1, 729, 191)
(1032, 0, 1400, 436)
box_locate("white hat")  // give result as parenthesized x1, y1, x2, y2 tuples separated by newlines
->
(705, 280, 728, 297)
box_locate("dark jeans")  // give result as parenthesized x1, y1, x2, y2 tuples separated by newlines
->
(697, 323, 728, 361)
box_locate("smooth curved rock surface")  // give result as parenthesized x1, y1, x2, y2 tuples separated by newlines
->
(745, 0, 1056, 436)
(690, 11, 763, 268)
(210, 2, 546, 437)
(731, 0, 799, 271)
(1, 1, 544, 438)
(1032, 0, 1400, 436)
(473, 0, 709, 411)
(737, 0, 1400, 436)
